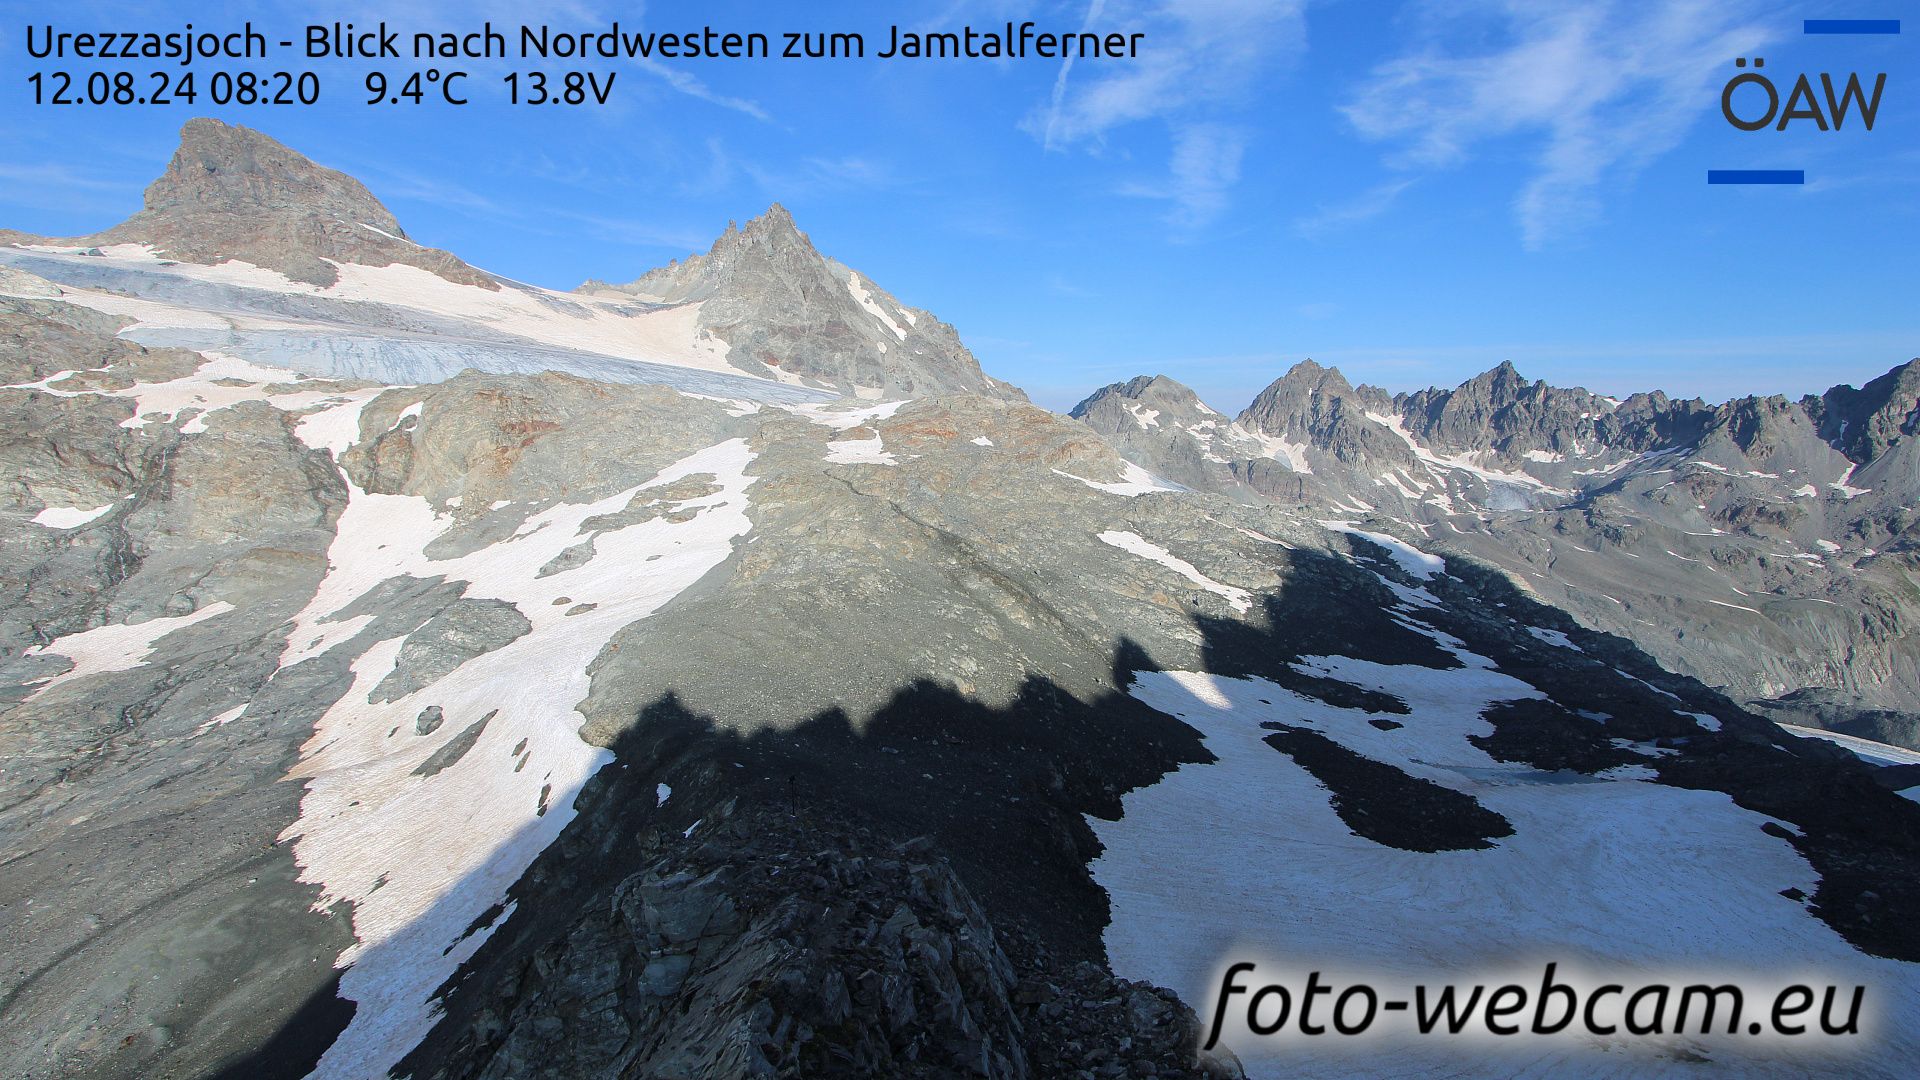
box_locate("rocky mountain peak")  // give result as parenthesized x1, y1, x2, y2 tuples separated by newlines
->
(1811, 356, 1920, 464)
(75, 119, 495, 289)
(1093, 374, 1209, 410)
(1237, 360, 1414, 470)
(1240, 360, 1364, 419)
(1272, 357, 1348, 393)
(1459, 359, 1530, 400)
(583, 205, 1025, 402)
(145, 118, 399, 232)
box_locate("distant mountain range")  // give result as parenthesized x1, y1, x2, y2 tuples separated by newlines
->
(1073, 356, 1920, 744)
(3, 120, 1918, 1080)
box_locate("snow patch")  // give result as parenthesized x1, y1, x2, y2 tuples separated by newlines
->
(787, 398, 908, 432)
(1242, 430, 1312, 474)
(1320, 522, 1444, 579)
(1526, 626, 1578, 651)
(825, 435, 898, 466)
(23, 603, 235, 701)
(1093, 663, 1913, 1076)
(285, 439, 760, 1079)
(1053, 461, 1183, 497)
(31, 503, 115, 529)
(845, 271, 908, 340)
(1779, 724, 1920, 767)
(1098, 530, 1251, 613)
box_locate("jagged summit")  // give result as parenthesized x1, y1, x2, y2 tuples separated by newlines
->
(1070, 373, 1290, 500)
(586, 202, 812, 305)
(32, 119, 492, 289)
(1238, 359, 1407, 469)
(582, 204, 1026, 402)
(1810, 357, 1920, 463)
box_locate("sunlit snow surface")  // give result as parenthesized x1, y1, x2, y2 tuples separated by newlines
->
(277, 399, 763, 1077)
(28, 503, 114, 528)
(1094, 656, 1920, 1078)
(1098, 530, 1251, 613)
(0, 247, 834, 404)
(22, 602, 235, 702)
(1053, 461, 1184, 496)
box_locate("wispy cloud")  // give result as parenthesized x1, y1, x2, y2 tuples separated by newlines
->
(354, 167, 509, 218)
(1031, 0, 1305, 148)
(1026, 0, 1307, 230)
(0, 162, 142, 218)
(736, 150, 901, 198)
(1045, 272, 1096, 298)
(632, 57, 771, 122)
(1342, 0, 1772, 248)
(545, 210, 715, 252)
(0, 163, 138, 193)
(1293, 178, 1417, 237)
(1117, 123, 1249, 230)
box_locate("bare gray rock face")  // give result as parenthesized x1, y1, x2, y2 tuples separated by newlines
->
(1238, 359, 1407, 471)
(1811, 359, 1920, 465)
(583, 205, 1026, 402)
(39, 118, 494, 289)
(1069, 375, 1258, 497)
(0, 310, 363, 1076)
(341, 372, 753, 531)
(370, 599, 533, 703)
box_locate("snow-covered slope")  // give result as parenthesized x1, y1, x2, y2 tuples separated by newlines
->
(0, 246, 833, 405)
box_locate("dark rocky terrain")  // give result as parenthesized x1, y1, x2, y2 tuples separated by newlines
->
(2, 121, 1917, 1079)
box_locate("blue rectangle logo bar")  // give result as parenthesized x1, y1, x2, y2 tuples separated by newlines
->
(1804, 19, 1901, 34)
(1708, 170, 1806, 185)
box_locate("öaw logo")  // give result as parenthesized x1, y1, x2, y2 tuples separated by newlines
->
(1720, 57, 1884, 132)
(1708, 18, 1898, 186)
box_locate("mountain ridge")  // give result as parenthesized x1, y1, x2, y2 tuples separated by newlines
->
(582, 201, 1026, 402)
(1072, 357, 1920, 734)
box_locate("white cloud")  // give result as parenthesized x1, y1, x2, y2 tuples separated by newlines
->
(737, 152, 900, 197)
(1342, 0, 1773, 248)
(1293, 178, 1417, 237)
(631, 57, 771, 122)
(1116, 123, 1248, 229)
(1029, 0, 1306, 229)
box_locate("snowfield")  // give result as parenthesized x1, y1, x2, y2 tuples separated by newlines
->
(1099, 530, 1251, 613)
(275, 420, 762, 1079)
(1094, 656, 1920, 1077)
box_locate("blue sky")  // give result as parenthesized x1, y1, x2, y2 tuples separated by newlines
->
(2, 0, 1914, 411)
